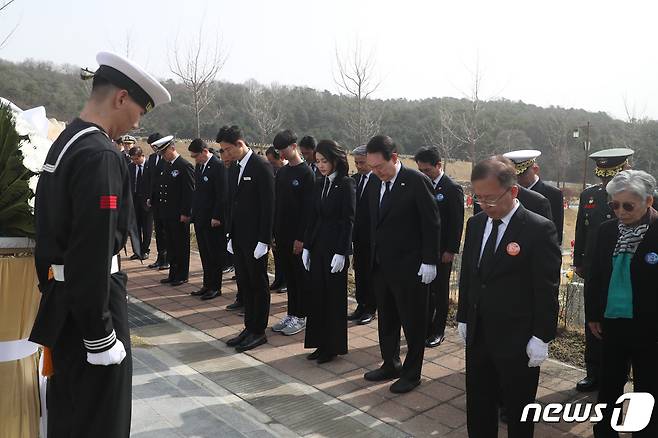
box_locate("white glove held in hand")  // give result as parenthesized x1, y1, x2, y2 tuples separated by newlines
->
(458, 322, 467, 344)
(526, 336, 549, 367)
(227, 239, 234, 254)
(417, 263, 437, 284)
(253, 242, 268, 259)
(330, 254, 346, 273)
(302, 249, 311, 271)
(87, 339, 126, 366)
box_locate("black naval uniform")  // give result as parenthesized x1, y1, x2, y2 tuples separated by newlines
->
(147, 152, 168, 265)
(159, 155, 194, 282)
(192, 155, 227, 293)
(274, 162, 315, 318)
(530, 178, 565, 245)
(129, 160, 153, 256)
(574, 183, 614, 382)
(30, 118, 133, 438)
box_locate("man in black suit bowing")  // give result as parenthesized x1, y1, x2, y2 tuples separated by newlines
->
(457, 156, 561, 438)
(414, 146, 464, 348)
(363, 135, 441, 394)
(218, 125, 275, 352)
(188, 138, 228, 301)
(128, 146, 153, 260)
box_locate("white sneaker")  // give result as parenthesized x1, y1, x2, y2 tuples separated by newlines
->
(282, 317, 306, 336)
(272, 315, 292, 332)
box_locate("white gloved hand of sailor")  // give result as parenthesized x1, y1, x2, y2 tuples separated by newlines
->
(526, 336, 549, 367)
(227, 239, 234, 255)
(87, 339, 126, 366)
(458, 322, 467, 344)
(330, 254, 346, 273)
(302, 249, 311, 271)
(417, 263, 437, 284)
(253, 242, 268, 259)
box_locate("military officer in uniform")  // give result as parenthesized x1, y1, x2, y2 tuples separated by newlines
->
(29, 51, 170, 438)
(152, 135, 195, 286)
(145, 132, 170, 269)
(504, 150, 565, 245)
(573, 147, 634, 392)
(115, 134, 135, 165)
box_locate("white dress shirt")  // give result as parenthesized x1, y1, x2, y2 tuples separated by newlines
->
(478, 198, 520, 262)
(237, 148, 253, 184)
(379, 160, 402, 202)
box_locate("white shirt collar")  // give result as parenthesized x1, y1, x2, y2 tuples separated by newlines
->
(238, 148, 253, 168)
(527, 175, 540, 190)
(170, 153, 179, 164)
(327, 171, 337, 183)
(488, 198, 520, 227)
(432, 171, 444, 187)
(385, 160, 402, 187)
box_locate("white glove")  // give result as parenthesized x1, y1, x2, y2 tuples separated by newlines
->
(417, 263, 437, 284)
(87, 339, 126, 366)
(227, 239, 234, 254)
(254, 242, 268, 259)
(330, 254, 346, 273)
(458, 322, 467, 344)
(526, 336, 549, 367)
(302, 249, 311, 271)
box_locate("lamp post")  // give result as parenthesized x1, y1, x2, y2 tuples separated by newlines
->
(573, 121, 591, 190)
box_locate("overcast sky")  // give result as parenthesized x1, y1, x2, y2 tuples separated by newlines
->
(2, 0, 658, 120)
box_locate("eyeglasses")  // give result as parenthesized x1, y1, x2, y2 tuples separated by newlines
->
(608, 201, 637, 212)
(474, 187, 511, 207)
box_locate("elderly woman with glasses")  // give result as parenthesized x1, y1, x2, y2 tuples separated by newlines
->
(585, 169, 658, 438)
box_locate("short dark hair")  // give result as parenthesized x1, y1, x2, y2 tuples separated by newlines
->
(471, 156, 517, 189)
(216, 125, 245, 145)
(128, 146, 143, 157)
(273, 130, 297, 150)
(316, 140, 349, 177)
(90, 75, 117, 100)
(188, 138, 208, 153)
(414, 146, 441, 166)
(366, 135, 397, 161)
(266, 146, 281, 160)
(146, 132, 162, 145)
(299, 135, 317, 150)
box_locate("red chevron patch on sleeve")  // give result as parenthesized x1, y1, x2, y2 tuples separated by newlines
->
(99, 195, 118, 210)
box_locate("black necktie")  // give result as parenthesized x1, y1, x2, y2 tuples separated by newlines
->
(379, 181, 391, 210)
(322, 177, 330, 200)
(357, 175, 367, 199)
(479, 219, 503, 276)
(136, 164, 143, 193)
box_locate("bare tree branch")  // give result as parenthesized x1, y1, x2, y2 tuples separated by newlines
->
(244, 81, 284, 144)
(0, 0, 18, 50)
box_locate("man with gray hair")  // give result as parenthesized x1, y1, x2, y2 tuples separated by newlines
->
(350, 145, 380, 325)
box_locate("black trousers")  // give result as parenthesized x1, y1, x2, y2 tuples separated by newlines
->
(278, 238, 307, 317)
(272, 239, 286, 286)
(233, 242, 270, 335)
(194, 219, 225, 291)
(152, 206, 167, 260)
(164, 219, 190, 281)
(465, 324, 540, 438)
(48, 272, 132, 438)
(594, 319, 657, 438)
(372, 264, 428, 382)
(427, 261, 452, 337)
(585, 319, 603, 378)
(133, 199, 153, 255)
(353, 241, 377, 314)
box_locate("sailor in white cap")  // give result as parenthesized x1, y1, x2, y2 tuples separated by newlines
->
(29, 51, 170, 438)
(503, 149, 565, 245)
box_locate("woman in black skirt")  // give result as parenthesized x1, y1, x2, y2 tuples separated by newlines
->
(302, 140, 355, 364)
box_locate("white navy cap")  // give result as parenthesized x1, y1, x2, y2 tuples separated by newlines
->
(151, 135, 175, 153)
(503, 149, 542, 175)
(83, 51, 171, 113)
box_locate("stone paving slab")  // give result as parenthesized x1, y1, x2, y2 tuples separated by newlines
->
(125, 251, 599, 437)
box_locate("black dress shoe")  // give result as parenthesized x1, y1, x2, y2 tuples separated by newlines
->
(226, 329, 249, 347)
(364, 366, 401, 382)
(226, 300, 244, 311)
(160, 278, 173, 284)
(347, 307, 364, 321)
(129, 254, 140, 260)
(576, 376, 599, 392)
(191, 287, 208, 296)
(170, 279, 188, 286)
(235, 333, 267, 352)
(499, 405, 509, 424)
(201, 290, 221, 300)
(269, 280, 285, 292)
(390, 378, 420, 394)
(317, 353, 336, 364)
(425, 333, 445, 348)
(222, 265, 234, 274)
(147, 261, 160, 269)
(357, 313, 375, 325)
(141, 252, 150, 260)
(307, 349, 321, 360)
(158, 263, 170, 271)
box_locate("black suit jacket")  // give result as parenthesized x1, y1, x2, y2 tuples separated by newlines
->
(352, 172, 381, 247)
(158, 155, 195, 220)
(192, 155, 227, 223)
(474, 185, 552, 221)
(584, 208, 658, 336)
(367, 165, 441, 281)
(227, 151, 275, 247)
(457, 204, 561, 353)
(532, 179, 564, 244)
(434, 174, 464, 254)
(128, 161, 149, 212)
(304, 175, 356, 255)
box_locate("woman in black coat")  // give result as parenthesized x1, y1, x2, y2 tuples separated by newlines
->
(302, 140, 355, 364)
(585, 170, 658, 438)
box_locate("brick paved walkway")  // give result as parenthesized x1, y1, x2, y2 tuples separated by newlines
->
(125, 251, 597, 437)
